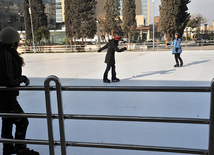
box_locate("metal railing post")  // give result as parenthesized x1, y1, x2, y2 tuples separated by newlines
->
(44, 75, 66, 155)
(44, 77, 55, 155)
(209, 79, 214, 155)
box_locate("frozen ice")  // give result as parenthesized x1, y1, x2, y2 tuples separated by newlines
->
(1, 50, 214, 155)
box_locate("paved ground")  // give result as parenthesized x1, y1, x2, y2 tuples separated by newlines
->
(1, 50, 214, 155)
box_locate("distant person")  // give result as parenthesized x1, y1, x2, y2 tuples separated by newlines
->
(98, 36, 127, 83)
(167, 33, 183, 67)
(0, 27, 39, 155)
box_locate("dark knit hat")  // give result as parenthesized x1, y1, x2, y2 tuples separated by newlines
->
(0, 27, 20, 44)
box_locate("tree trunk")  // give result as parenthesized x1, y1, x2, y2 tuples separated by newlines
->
(128, 32, 131, 50)
(82, 36, 84, 43)
(111, 30, 114, 39)
(165, 33, 171, 43)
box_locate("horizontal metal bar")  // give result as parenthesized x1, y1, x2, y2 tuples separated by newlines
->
(0, 138, 50, 145)
(0, 113, 58, 119)
(0, 113, 209, 124)
(65, 114, 210, 124)
(0, 86, 46, 91)
(0, 138, 208, 154)
(61, 86, 211, 92)
(67, 141, 208, 154)
(0, 86, 211, 92)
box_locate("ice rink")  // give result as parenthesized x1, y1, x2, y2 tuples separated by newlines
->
(1, 50, 214, 155)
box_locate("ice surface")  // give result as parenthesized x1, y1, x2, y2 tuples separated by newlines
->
(1, 50, 214, 155)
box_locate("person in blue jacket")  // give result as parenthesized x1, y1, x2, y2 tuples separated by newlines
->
(168, 33, 183, 67)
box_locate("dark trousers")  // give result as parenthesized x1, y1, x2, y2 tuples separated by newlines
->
(0, 96, 29, 149)
(174, 53, 183, 65)
(104, 64, 116, 80)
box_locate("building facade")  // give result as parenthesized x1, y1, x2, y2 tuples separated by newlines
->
(0, 0, 24, 31)
(0, 0, 56, 31)
(135, 0, 143, 15)
(45, 1, 56, 30)
(95, 0, 144, 18)
(95, 0, 105, 18)
(141, 0, 149, 26)
(56, 0, 64, 29)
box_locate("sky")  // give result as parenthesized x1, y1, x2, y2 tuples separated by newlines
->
(150, 0, 214, 25)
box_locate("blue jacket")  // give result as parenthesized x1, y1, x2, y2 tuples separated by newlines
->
(170, 38, 182, 54)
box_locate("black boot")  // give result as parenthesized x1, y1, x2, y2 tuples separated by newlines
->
(180, 62, 183, 67)
(174, 64, 179, 67)
(103, 79, 111, 83)
(112, 78, 120, 82)
(3, 144, 16, 155)
(16, 147, 39, 155)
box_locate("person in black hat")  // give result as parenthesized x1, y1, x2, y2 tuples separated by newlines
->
(98, 36, 127, 83)
(167, 33, 183, 67)
(0, 27, 39, 155)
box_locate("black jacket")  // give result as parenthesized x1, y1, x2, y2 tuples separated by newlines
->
(0, 44, 27, 97)
(98, 39, 127, 65)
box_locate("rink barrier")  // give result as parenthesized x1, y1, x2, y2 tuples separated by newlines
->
(18, 41, 214, 53)
(0, 75, 214, 155)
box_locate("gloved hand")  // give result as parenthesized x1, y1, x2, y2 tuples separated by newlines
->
(19, 75, 30, 86)
(175, 48, 178, 52)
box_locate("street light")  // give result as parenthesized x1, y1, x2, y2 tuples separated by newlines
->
(96, 20, 101, 45)
(28, 0, 36, 53)
(152, 0, 155, 51)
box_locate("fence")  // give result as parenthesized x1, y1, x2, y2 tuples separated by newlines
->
(0, 75, 214, 155)
(17, 45, 99, 53)
(17, 41, 214, 54)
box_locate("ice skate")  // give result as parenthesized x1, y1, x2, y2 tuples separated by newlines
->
(112, 78, 120, 82)
(16, 147, 39, 155)
(3, 144, 16, 155)
(103, 79, 111, 83)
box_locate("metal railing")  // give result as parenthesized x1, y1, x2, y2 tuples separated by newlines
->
(18, 45, 99, 53)
(18, 42, 214, 54)
(0, 75, 214, 155)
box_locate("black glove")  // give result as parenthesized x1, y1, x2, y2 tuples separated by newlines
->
(175, 48, 178, 52)
(19, 75, 30, 86)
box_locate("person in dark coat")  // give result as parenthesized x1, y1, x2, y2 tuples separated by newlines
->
(0, 27, 39, 155)
(98, 36, 127, 83)
(167, 33, 183, 67)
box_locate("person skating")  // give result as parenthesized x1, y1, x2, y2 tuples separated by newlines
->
(167, 33, 183, 67)
(97, 36, 127, 83)
(0, 27, 39, 155)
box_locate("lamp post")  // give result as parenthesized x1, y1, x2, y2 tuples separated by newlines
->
(152, 0, 155, 51)
(28, 0, 36, 53)
(96, 21, 101, 45)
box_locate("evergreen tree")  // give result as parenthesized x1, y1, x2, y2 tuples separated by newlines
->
(79, 0, 97, 41)
(121, 0, 136, 44)
(159, 0, 191, 42)
(31, 0, 47, 32)
(65, 0, 97, 44)
(104, 0, 121, 38)
(35, 26, 50, 46)
(23, 0, 47, 42)
(65, 0, 78, 44)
